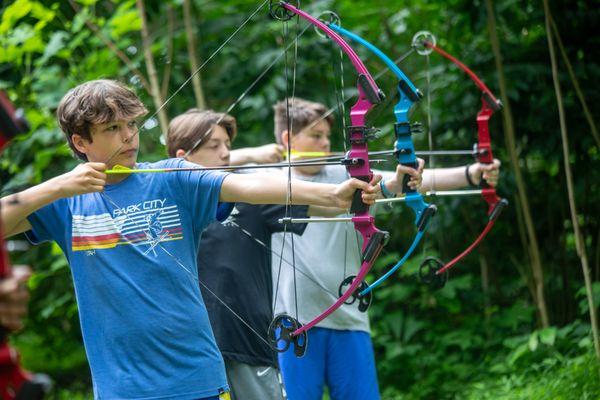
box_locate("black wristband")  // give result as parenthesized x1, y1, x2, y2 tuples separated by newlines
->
(465, 164, 477, 187)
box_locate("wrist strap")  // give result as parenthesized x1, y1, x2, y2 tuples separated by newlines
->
(380, 179, 397, 199)
(465, 164, 478, 187)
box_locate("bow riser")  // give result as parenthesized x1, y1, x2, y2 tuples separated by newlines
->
(476, 100, 494, 166)
(477, 99, 504, 216)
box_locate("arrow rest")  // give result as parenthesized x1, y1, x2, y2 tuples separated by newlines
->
(269, 1, 298, 21)
(418, 257, 448, 289)
(267, 314, 308, 357)
(338, 275, 372, 312)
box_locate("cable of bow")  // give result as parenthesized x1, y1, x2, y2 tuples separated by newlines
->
(326, 20, 437, 298)
(266, 1, 389, 357)
(411, 32, 508, 286)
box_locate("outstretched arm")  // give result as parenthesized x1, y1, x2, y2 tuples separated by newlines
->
(421, 159, 501, 192)
(1, 163, 107, 237)
(219, 172, 381, 209)
(229, 143, 284, 166)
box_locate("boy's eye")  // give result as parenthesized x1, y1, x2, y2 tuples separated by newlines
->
(128, 121, 138, 129)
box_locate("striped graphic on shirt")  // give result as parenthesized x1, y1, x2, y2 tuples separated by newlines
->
(72, 205, 183, 252)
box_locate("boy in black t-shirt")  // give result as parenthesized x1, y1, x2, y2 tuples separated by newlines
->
(166, 109, 304, 400)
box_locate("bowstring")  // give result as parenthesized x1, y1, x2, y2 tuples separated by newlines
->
(228, 220, 338, 298)
(416, 48, 435, 262)
(289, 11, 300, 322)
(105, 0, 270, 166)
(272, 13, 298, 320)
(330, 39, 363, 285)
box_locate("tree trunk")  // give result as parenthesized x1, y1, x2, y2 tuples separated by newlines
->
(484, 0, 550, 327)
(183, 0, 207, 109)
(542, 0, 600, 360)
(137, 0, 169, 136)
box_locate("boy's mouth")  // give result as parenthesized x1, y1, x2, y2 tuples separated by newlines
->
(120, 148, 138, 156)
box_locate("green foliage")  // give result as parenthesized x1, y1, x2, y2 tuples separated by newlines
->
(0, 0, 598, 397)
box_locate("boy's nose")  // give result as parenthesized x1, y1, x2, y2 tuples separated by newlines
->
(220, 146, 230, 160)
(122, 128, 136, 143)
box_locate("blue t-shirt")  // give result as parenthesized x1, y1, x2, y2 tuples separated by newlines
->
(26, 159, 231, 399)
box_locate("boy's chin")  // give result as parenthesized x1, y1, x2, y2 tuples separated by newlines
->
(110, 159, 136, 169)
(296, 165, 323, 175)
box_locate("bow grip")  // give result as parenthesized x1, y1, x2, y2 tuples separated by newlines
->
(349, 175, 371, 214)
(401, 160, 418, 195)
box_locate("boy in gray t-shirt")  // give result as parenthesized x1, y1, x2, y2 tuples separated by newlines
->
(271, 98, 501, 400)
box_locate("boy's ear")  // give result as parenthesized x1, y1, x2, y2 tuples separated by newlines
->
(71, 134, 89, 155)
(281, 130, 289, 147)
(175, 149, 186, 158)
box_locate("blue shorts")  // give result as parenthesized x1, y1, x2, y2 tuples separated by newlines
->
(278, 327, 380, 400)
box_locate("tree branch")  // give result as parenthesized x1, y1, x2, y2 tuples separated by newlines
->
(549, 16, 600, 149)
(68, 0, 152, 94)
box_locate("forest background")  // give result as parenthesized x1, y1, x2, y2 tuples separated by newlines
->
(0, 0, 598, 398)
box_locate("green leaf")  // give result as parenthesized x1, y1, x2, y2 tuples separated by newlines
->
(539, 327, 557, 346)
(508, 343, 530, 365)
(36, 31, 68, 66)
(528, 331, 539, 351)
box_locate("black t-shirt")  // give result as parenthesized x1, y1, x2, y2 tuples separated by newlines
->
(198, 203, 308, 367)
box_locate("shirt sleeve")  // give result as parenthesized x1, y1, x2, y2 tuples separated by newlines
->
(25, 198, 70, 250)
(168, 158, 230, 232)
(261, 204, 309, 235)
(216, 202, 235, 222)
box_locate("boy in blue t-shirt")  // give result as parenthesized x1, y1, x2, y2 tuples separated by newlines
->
(0, 80, 382, 400)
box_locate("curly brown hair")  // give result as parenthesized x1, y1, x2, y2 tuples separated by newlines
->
(56, 80, 148, 160)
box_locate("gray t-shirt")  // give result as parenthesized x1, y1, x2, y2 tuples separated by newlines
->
(271, 165, 371, 333)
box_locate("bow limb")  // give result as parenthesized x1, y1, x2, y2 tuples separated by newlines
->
(292, 222, 385, 335)
(413, 38, 508, 279)
(328, 23, 436, 295)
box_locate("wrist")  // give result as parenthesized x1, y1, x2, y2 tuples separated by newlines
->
(380, 178, 397, 199)
(45, 176, 70, 199)
(465, 164, 481, 187)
